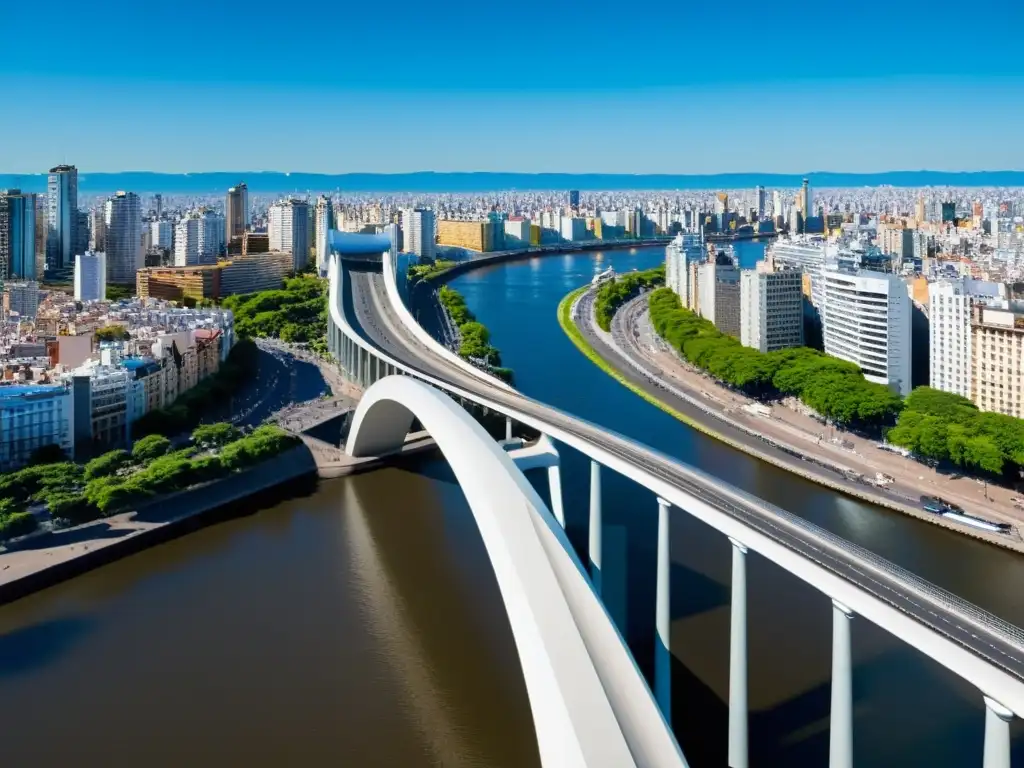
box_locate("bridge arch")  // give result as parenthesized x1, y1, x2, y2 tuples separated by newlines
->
(346, 375, 652, 767)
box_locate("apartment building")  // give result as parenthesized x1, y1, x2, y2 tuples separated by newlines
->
(697, 254, 741, 337)
(0, 384, 75, 471)
(740, 267, 804, 352)
(971, 304, 1024, 419)
(928, 278, 1006, 400)
(822, 269, 912, 395)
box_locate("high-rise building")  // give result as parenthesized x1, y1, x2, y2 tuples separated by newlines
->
(0, 189, 38, 280)
(226, 183, 249, 242)
(47, 164, 78, 271)
(154, 194, 163, 220)
(740, 267, 804, 352)
(401, 208, 436, 261)
(568, 190, 580, 210)
(697, 252, 741, 337)
(103, 191, 143, 284)
(174, 216, 200, 266)
(89, 208, 107, 251)
(75, 210, 90, 258)
(268, 199, 311, 271)
(665, 232, 704, 308)
(151, 220, 172, 250)
(941, 202, 957, 223)
(801, 178, 812, 221)
(74, 251, 107, 301)
(4, 281, 40, 319)
(822, 269, 911, 395)
(755, 186, 766, 220)
(315, 195, 334, 274)
(929, 278, 1006, 400)
(197, 210, 225, 262)
(971, 303, 1024, 419)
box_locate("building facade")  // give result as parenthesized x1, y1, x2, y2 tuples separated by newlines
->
(315, 195, 334, 274)
(5, 281, 40, 319)
(75, 251, 107, 302)
(47, 165, 78, 271)
(971, 304, 1024, 419)
(104, 191, 143, 284)
(740, 268, 804, 352)
(665, 233, 703, 308)
(436, 220, 495, 252)
(0, 189, 37, 280)
(822, 269, 912, 395)
(401, 208, 436, 261)
(928, 278, 1006, 400)
(0, 384, 75, 471)
(697, 256, 741, 337)
(225, 183, 249, 242)
(151, 220, 172, 250)
(268, 199, 311, 271)
(174, 216, 200, 266)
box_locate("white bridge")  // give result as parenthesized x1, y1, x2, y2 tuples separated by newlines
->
(327, 230, 1024, 768)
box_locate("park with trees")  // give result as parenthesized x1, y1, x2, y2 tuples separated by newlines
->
(0, 423, 299, 541)
(221, 275, 329, 357)
(593, 265, 665, 331)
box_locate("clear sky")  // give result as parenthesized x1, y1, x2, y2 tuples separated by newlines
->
(5, 0, 1024, 174)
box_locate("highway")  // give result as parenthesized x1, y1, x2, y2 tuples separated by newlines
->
(342, 265, 1024, 690)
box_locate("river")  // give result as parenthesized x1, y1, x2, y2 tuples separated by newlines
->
(1, 244, 1022, 766)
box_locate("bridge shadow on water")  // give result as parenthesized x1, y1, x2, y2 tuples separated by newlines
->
(0, 616, 95, 679)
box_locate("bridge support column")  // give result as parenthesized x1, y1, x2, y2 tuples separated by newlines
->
(655, 497, 671, 724)
(547, 464, 565, 528)
(505, 417, 513, 442)
(983, 697, 1013, 768)
(728, 537, 748, 768)
(589, 460, 602, 596)
(830, 600, 854, 768)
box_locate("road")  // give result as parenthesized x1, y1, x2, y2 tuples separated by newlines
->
(343, 267, 1024, 686)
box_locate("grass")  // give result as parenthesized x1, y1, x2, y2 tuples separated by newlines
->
(557, 285, 777, 450)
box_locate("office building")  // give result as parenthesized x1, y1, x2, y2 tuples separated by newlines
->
(47, 164, 78, 271)
(89, 208, 107, 251)
(436, 220, 496, 252)
(568, 190, 580, 210)
(104, 191, 143, 284)
(768, 237, 828, 307)
(4, 281, 40, 319)
(971, 303, 1024, 419)
(75, 210, 90, 257)
(226, 183, 249, 242)
(315, 195, 334, 274)
(136, 251, 293, 303)
(740, 267, 804, 352)
(697, 252, 741, 337)
(0, 189, 37, 280)
(401, 208, 436, 261)
(755, 185, 766, 220)
(801, 178, 812, 220)
(822, 269, 911, 395)
(151, 220, 172, 251)
(665, 233, 704, 308)
(0, 384, 75, 472)
(929, 279, 1006, 400)
(268, 199, 311, 271)
(75, 251, 107, 302)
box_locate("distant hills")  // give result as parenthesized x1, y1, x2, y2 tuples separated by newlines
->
(2, 170, 1024, 194)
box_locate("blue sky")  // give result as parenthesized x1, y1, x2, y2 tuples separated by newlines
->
(5, 0, 1024, 174)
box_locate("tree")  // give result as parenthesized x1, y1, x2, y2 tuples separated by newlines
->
(84, 449, 131, 480)
(95, 324, 130, 342)
(132, 434, 172, 462)
(192, 422, 241, 448)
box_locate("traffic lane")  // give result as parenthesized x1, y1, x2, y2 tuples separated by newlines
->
(352, 279, 1024, 679)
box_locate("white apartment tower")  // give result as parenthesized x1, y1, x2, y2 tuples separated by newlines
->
(665, 233, 703, 309)
(315, 195, 334, 275)
(151, 220, 172, 251)
(197, 210, 225, 262)
(74, 251, 107, 301)
(928, 278, 1005, 399)
(269, 199, 311, 271)
(740, 267, 804, 352)
(401, 208, 436, 261)
(822, 269, 911, 395)
(103, 191, 143, 284)
(174, 216, 200, 266)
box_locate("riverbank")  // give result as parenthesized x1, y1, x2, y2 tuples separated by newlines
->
(557, 284, 1024, 554)
(414, 238, 671, 287)
(0, 446, 318, 605)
